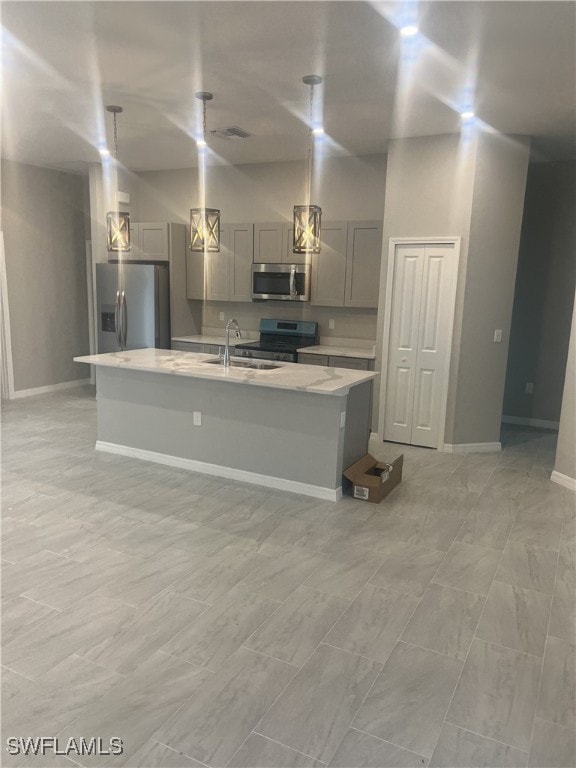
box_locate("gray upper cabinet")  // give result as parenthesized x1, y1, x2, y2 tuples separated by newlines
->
(344, 221, 383, 308)
(229, 223, 254, 302)
(193, 223, 254, 303)
(253, 222, 307, 264)
(254, 222, 285, 262)
(311, 221, 348, 306)
(206, 225, 231, 301)
(186, 251, 205, 300)
(124, 222, 169, 261)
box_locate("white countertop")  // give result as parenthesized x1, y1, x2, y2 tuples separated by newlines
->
(171, 335, 259, 346)
(74, 349, 378, 396)
(299, 345, 376, 360)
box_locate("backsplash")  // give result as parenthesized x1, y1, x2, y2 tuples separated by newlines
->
(202, 301, 377, 344)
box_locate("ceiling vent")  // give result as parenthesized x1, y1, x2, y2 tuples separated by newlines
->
(210, 126, 251, 140)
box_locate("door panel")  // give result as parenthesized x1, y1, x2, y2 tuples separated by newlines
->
(410, 247, 453, 447)
(383, 246, 424, 444)
(96, 264, 121, 353)
(122, 265, 157, 350)
(383, 243, 455, 449)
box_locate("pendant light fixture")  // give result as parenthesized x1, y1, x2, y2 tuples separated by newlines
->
(105, 105, 130, 253)
(190, 91, 220, 252)
(293, 75, 322, 255)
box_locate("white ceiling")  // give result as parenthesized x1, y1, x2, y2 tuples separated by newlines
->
(2, 1, 575, 173)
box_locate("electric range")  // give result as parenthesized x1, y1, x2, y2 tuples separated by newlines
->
(234, 319, 319, 362)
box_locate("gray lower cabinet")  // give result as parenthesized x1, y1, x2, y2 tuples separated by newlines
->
(311, 220, 382, 309)
(171, 341, 226, 354)
(171, 341, 205, 353)
(298, 352, 373, 371)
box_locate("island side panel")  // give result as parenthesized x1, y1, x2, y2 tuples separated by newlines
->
(341, 379, 373, 473)
(95, 367, 351, 494)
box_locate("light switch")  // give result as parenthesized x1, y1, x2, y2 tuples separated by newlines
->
(219, 312, 225, 321)
(193, 411, 202, 426)
(329, 319, 335, 330)
(493, 329, 503, 343)
(525, 382, 534, 395)
(340, 412, 346, 428)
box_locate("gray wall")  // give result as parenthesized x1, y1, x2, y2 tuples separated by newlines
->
(503, 161, 576, 423)
(1, 160, 90, 391)
(375, 133, 531, 446)
(375, 134, 477, 435)
(554, 295, 576, 481)
(136, 155, 386, 342)
(450, 133, 531, 443)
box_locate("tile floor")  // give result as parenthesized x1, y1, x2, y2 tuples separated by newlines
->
(1, 387, 575, 768)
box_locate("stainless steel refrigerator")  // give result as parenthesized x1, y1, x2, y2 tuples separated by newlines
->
(96, 262, 170, 353)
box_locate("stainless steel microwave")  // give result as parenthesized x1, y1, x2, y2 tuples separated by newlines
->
(251, 263, 311, 301)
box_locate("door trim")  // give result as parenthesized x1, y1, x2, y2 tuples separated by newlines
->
(378, 236, 461, 450)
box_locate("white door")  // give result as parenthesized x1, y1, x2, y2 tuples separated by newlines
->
(383, 242, 456, 448)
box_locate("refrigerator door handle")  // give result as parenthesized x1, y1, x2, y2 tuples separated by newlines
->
(120, 291, 127, 350)
(114, 290, 122, 349)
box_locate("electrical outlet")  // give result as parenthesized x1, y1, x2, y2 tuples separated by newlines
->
(219, 312, 225, 321)
(329, 319, 335, 330)
(525, 382, 534, 395)
(493, 329, 503, 343)
(193, 411, 202, 426)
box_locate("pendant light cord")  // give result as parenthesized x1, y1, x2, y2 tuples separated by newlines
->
(113, 111, 119, 161)
(307, 82, 314, 204)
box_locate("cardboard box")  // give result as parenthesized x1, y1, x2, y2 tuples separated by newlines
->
(343, 453, 403, 503)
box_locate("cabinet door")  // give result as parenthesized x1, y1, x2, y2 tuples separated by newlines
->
(186, 252, 205, 300)
(254, 223, 284, 262)
(229, 224, 254, 302)
(139, 222, 169, 261)
(171, 342, 204, 352)
(206, 225, 230, 301)
(328, 356, 370, 371)
(281, 223, 308, 264)
(298, 353, 328, 366)
(345, 221, 383, 308)
(311, 221, 348, 306)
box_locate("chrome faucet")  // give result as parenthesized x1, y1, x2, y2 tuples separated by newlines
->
(223, 318, 240, 367)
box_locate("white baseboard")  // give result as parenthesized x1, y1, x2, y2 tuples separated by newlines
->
(96, 440, 342, 501)
(550, 470, 576, 492)
(12, 379, 91, 399)
(442, 442, 502, 454)
(502, 415, 559, 431)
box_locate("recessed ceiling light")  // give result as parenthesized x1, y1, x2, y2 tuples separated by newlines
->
(196, 138, 207, 148)
(99, 148, 110, 157)
(400, 25, 418, 37)
(460, 110, 475, 120)
(312, 126, 324, 136)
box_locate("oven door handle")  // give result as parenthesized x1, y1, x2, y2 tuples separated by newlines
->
(289, 265, 296, 298)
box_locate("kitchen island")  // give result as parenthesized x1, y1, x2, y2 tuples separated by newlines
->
(74, 348, 378, 500)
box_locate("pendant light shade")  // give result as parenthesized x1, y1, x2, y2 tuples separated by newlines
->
(190, 92, 220, 252)
(293, 204, 322, 254)
(190, 207, 220, 252)
(105, 105, 130, 253)
(293, 75, 322, 255)
(106, 211, 130, 252)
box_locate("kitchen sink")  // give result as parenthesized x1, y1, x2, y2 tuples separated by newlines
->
(204, 358, 282, 370)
